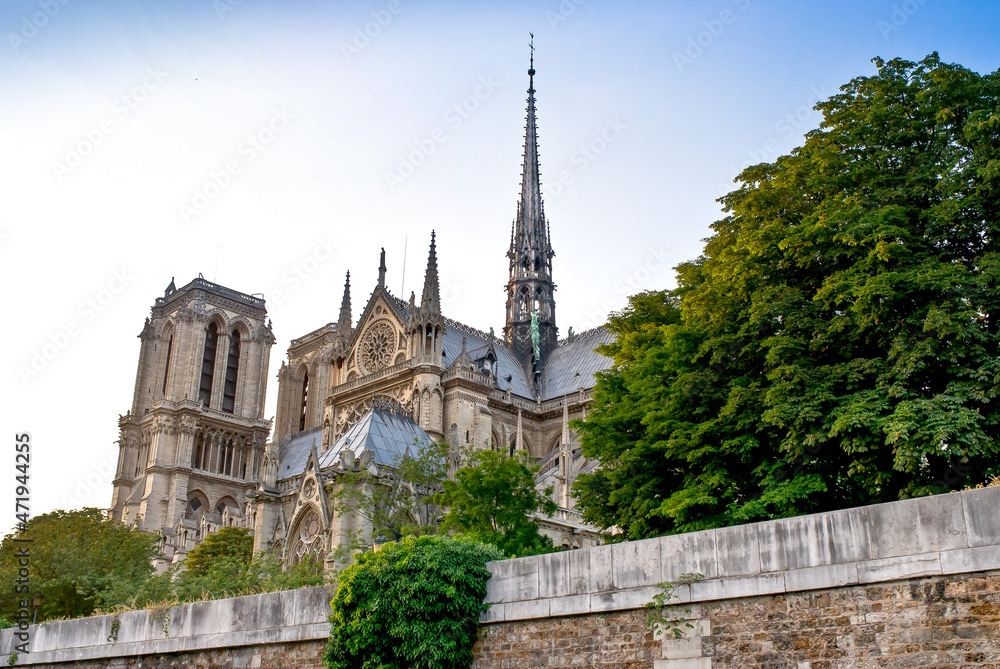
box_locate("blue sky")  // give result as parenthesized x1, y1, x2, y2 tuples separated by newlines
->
(1, 0, 998, 529)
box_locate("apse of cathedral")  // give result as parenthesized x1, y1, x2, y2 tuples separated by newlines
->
(110, 57, 614, 571)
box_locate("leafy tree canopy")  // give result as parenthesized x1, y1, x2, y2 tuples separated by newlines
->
(437, 449, 557, 556)
(182, 526, 253, 575)
(0, 508, 159, 621)
(575, 53, 1000, 540)
(324, 535, 502, 669)
(175, 526, 324, 602)
(330, 440, 450, 564)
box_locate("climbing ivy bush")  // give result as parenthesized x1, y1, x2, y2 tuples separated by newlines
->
(325, 535, 503, 669)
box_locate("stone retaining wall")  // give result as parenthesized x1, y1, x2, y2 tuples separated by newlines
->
(3, 487, 998, 667)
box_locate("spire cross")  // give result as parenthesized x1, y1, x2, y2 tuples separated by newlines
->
(529, 33, 534, 70)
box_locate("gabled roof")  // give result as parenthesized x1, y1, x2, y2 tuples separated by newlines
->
(318, 408, 434, 469)
(277, 426, 322, 480)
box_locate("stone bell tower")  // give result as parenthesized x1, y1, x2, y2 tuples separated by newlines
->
(110, 276, 274, 539)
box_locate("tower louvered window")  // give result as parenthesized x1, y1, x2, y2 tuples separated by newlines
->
(299, 370, 309, 432)
(222, 330, 240, 414)
(198, 323, 218, 406)
(162, 335, 173, 394)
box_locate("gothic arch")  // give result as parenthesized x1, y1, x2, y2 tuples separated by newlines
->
(549, 432, 562, 454)
(229, 316, 253, 339)
(286, 504, 326, 566)
(204, 310, 228, 331)
(185, 489, 209, 520)
(158, 321, 176, 398)
(215, 495, 238, 515)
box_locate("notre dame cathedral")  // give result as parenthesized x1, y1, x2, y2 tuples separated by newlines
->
(109, 57, 614, 571)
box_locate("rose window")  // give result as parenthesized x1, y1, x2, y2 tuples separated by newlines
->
(292, 511, 322, 563)
(359, 322, 396, 374)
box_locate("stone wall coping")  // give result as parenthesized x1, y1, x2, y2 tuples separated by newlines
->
(3, 487, 998, 664)
(483, 486, 1000, 622)
(0, 586, 333, 665)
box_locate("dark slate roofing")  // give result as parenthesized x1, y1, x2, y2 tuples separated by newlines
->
(387, 295, 612, 400)
(277, 426, 322, 480)
(318, 408, 434, 469)
(440, 319, 535, 399)
(541, 327, 615, 400)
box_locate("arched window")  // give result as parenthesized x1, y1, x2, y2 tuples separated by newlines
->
(192, 432, 205, 469)
(299, 369, 309, 432)
(222, 330, 241, 414)
(199, 323, 218, 406)
(162, 334, 173, 395)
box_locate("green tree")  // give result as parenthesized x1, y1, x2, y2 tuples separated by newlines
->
(437, 449, 557, 556)
(182, 526, 253, 575)
(330, 440, 449, 559)
(0, 509, 160, 621)
(175, 527, 323, 601)
(324, 535, 502, 669)
(575, 53, 1000, 540)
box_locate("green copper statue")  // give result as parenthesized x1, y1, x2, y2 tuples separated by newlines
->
(530, 310, 541, 361)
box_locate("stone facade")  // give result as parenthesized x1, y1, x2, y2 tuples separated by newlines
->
(109, 277, 275, 570)
(111, 58, 610, 568)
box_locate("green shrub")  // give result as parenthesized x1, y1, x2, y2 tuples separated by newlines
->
(325, 535, 502, 669)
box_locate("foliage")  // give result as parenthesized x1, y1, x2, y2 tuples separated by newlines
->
(575, 53, 1000, 540)
(645, 573, 704, 639)
(967, 474, 1000, 489)
(0, 509, 160, 622)
(437, 448, 558, 557)
(174, 552, 323, 602)
(182, 526, 253, 575)
(96, 527, 325, 613)
(324, 535, 502, 669)
(175, 527, 324, 602)
(330, 440, 449, 560)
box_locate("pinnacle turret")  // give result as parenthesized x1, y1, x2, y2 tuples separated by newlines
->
(337, 271, 352, 334)
(420, 230, 440, 316)
(407, 231, 445, 366)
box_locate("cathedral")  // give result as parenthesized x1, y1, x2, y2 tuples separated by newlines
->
(109, 57, 615, 570)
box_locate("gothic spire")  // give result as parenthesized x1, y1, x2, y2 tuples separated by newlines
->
(504, 40, 558, 381)
(378, 248, 387, 289)
(420, 230, 440, 316)
(337, 271, 351, 333)
(508, 39, 549, 261)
